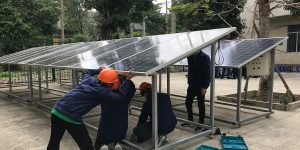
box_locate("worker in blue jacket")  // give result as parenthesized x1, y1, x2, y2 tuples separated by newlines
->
(94, 74, 136, 150)
(47, 68, 135, 150)
(131, 82, 177, 144)
(181, 50, 211, 131)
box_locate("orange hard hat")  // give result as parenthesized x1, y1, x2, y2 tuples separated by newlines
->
(98, 68, 119, 84)
(139, 82, 152, 96)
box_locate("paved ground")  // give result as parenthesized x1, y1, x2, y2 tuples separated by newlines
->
(0, 72, 299, 150)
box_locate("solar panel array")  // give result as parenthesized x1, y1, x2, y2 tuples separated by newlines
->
(174, 37, 287, 68)
(0, 28, 236, 75)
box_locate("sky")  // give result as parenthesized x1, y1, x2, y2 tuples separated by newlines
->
(153, 0, 171, 14)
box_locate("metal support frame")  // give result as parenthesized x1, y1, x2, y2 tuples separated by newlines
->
(236, 68, 242, 124)
(268, 49, 275, 113)
(8, 64, 12, 93)
(151, 73, 158, 150)
(72, 70, 76, 88)
(38, 66, 42, 100)
(29, 66, 34, 101)
(167, 67, 170, 94)
(75, 70, 79, 86)
(210, 42, 216, 131)
(59, 69, 62, 84)
(45, 67, 49, 93)
(159, 71, 162, 93)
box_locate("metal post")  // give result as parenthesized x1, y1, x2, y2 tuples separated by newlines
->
(8, 64, 12, 92)
(72, 70, 76, 88)
(75, 70, 79, 86)
(29, 66, 34, 101)
(268, 50, 275, 113)
(167, 67, 170, 94)
(151, 73, 158, 150)
(27, 68, 30, 89)
(210, 43, 216, 131)
(45, 67, 49, 93)
(159, 71, 162, 93)
(52, 68, 56, 82)
(59, 69, 62, 84)
(236, 68, 242, 124)
(38, 67, 42, 100)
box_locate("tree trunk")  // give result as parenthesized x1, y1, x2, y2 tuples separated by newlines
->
(257, 0, 271, 102)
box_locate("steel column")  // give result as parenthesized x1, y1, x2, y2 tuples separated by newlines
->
(29, 66, 34, 101)
(236, 68, 242, 124)
(159, 71, 162, 93)
(8, 64, 12, 92)
(151, 73, 158, 150)
(45, 67, 49, 93)
(167, 67, 170, 94)
(38, 67, 42, 100)
(210, 43, 217, 131)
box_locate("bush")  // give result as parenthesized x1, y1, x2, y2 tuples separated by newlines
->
(73, 34, 88, 42)
(281, 90, 293, 105)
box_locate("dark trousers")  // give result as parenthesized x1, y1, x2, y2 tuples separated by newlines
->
(47, 115, 94, 150)
(133, 122, 152, 142)
(185, 86, 205, 124)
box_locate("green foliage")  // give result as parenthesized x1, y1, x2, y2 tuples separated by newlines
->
(84, 0, 153, 39)
(281, 90, 293, 105)
(0, 0, 59, 55)
(284, 0, 300, 16)
(172, 0, 246, 39)
(144, 4, 166, 35)
(64, 34, 88, 43)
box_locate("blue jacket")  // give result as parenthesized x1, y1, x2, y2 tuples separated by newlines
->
(137, 93, 177, 135)
(96, 81, 136, 144)
(187, 51, 211, 89)
(54, 70, 136, 123)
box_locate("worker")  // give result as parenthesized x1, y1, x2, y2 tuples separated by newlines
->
(47, 68, 135, 150)
(95, 74, 136, 150)
(181, 50, 211, 131)
(131, 82, 177, 145)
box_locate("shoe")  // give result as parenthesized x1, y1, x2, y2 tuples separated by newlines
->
(181, 122, 194, 127)
(100, 145, 108, 150)
(115, 143, 122, 150)
(195, 126, 207, 132)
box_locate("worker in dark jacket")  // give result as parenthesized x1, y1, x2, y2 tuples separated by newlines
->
(181, 50, 211, 131)
(47, 68, 135, 150)
(95, 74, 136, 150)
(131, 82, 177, 144)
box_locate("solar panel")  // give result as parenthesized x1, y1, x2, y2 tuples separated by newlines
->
(0, 27, 236, 75)
(107, 28, 236, 75)
(173, 37, 287, 68)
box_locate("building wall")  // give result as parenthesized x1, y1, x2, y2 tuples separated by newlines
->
(240, 1, 300, 65)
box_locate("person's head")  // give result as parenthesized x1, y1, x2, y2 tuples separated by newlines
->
(139, 82, 152, 98)
(98, 68, 120, 90)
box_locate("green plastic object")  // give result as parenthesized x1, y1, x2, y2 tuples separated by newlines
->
(196, 145, 219, 150)
(221, 135, 248, 150)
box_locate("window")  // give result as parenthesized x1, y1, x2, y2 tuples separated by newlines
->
(287, 25, 300, 52)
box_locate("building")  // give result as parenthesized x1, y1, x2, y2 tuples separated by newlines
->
(241, 0, 300, 72)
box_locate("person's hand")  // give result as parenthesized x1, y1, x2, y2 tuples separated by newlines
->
(125, 71, 134, 80)
(201, 88, 207, 95)
(99, 66, 106, 72)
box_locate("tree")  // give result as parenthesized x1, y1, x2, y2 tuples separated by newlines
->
(257, 0, 300, 101)
(84, 0, 152, 39)
(172, 0, 246, 39)
(64, 0, 87, 34)
(0, 0, 59, 55)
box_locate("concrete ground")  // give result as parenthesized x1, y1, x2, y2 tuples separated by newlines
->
(0, 72, 299, 150)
